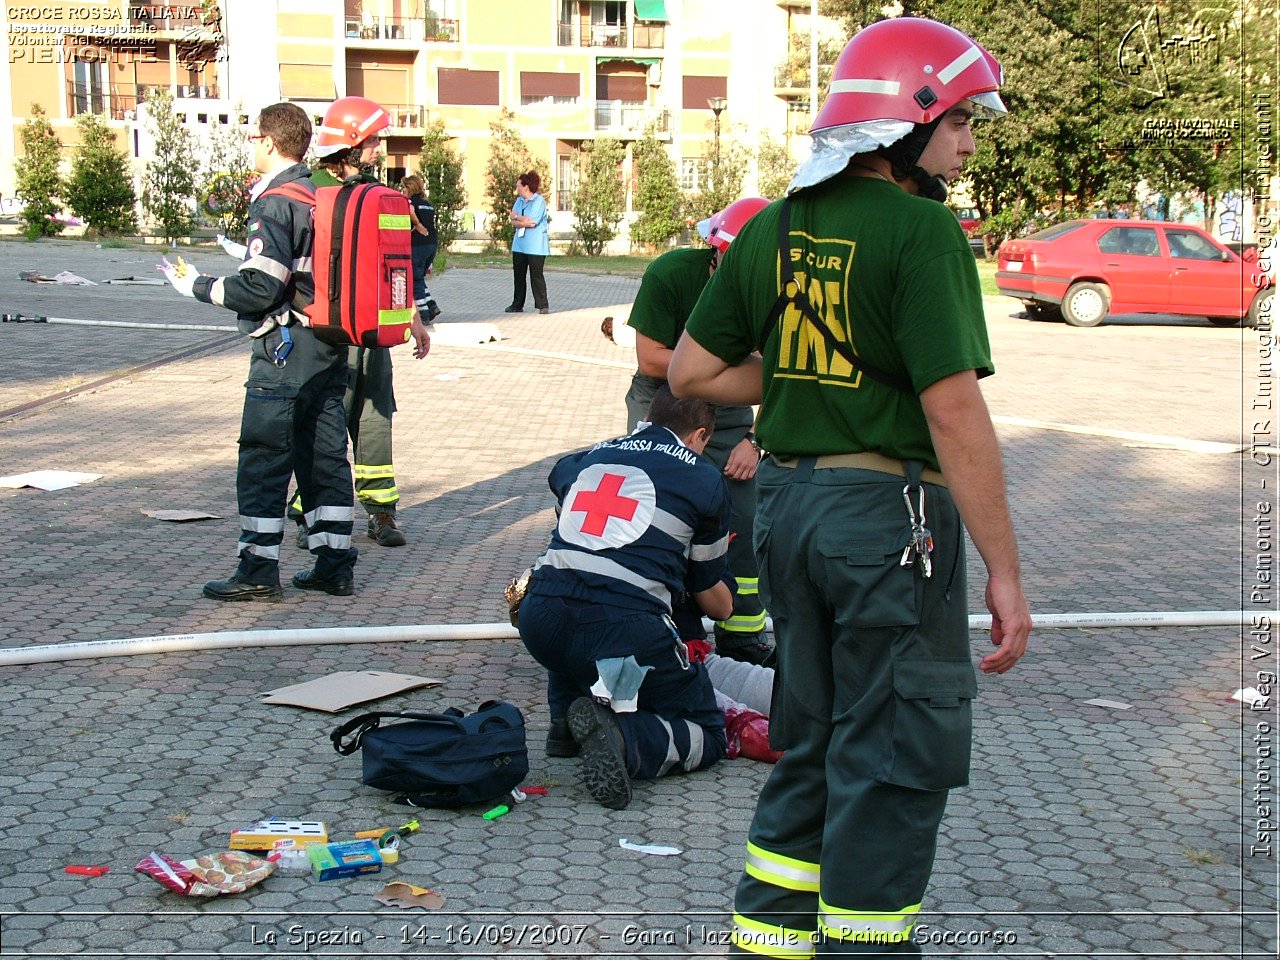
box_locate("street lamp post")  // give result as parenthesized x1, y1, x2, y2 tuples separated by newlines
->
(708, 96, 727, 192)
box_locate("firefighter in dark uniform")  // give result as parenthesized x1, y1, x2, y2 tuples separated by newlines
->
(624, 197, 773, 666)
(670, 19, 1032, 956)
(286, 96, 430, 549)
(518, 385, 734, 810)
(161, 102, 358, 600)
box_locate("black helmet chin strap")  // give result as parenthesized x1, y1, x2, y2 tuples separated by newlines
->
(879, 115, 948, 203)
(908, 169, 950, 202)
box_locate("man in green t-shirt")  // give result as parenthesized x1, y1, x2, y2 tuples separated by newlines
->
(624, 197, 772, 666)
(669, 18, 1032, 957)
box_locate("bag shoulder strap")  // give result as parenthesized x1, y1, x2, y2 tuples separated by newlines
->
(262, 181, 316, 207)
(759, 196, 914, 395)
(329, 710, 466, 755)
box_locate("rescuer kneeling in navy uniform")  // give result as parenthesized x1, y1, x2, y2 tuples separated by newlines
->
(518, 385, 733, 810)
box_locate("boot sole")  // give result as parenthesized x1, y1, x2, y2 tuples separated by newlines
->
(568, 699, 631, 810)
(202, 586, 283, 602)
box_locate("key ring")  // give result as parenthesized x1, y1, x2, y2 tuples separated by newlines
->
(271, 325, 293, 367)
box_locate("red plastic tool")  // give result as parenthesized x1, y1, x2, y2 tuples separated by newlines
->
(65, 865, 110, 877)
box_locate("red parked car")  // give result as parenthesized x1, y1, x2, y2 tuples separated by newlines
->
(996, 219, 1273, 327)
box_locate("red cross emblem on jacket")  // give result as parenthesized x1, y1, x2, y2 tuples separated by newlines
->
(570, 473, 639, 537)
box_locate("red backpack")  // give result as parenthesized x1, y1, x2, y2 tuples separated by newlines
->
(264, 180, 414, 348)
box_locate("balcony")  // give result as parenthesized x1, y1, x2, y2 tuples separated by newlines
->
(342, 14, 456, 42)
(67, 81, 135, 120)
(129, 0, 221, 34)
(593, 101, 669, 135)
(558, 20, 628, 48)
(137, 82, 220, 101)
(381, 103, 428, 130)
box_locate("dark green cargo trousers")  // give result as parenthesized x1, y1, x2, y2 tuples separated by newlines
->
(730, 457, 975, 957)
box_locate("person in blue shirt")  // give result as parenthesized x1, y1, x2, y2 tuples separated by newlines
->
(506, 170, 551, 314)
(518, 384, 733, 809)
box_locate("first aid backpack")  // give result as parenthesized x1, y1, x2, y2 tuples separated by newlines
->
(329, 700, 529, 808)
(264, 179, 414, 348)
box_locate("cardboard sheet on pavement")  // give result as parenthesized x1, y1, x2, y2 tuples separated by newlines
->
(260, 671, 442, 712)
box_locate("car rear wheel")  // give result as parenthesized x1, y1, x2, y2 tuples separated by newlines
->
(1024, 301, 1062, 322)
(1247, 288, 1274, 329)
(1062, 282, 1111, 327)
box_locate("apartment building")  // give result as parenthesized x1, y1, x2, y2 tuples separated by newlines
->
(1, 0, 836, 238)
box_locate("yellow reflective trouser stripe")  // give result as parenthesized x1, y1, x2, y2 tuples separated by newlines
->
(743, 842, 820, 892)
(736, 576, 760, 596)
(360, 487, 399, 505)
(379, 308, 415, 328)
(817, 897, 921, 943)
(354, 465, 395, 480)
(731, 915, 816, 958)
(719, 611, 769, 632)
(379, 214, 411, 230)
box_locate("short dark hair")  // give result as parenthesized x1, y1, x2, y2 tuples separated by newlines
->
(646, 383, 715, 440)
(258, 102, 311, 161)
(518, 170, 541, 194)
(319, 146, 361, 175)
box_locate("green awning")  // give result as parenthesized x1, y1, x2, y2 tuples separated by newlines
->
(634, 0, 669, 21)
(596, 56, 661, 66)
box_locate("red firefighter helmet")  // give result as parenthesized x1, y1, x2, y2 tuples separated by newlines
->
(813, 18, 1005, 132)
(697, 196, 770, 252)
(314, 96, 391, 157)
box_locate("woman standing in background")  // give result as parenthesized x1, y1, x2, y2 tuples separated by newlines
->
(506, 170, 551, 315)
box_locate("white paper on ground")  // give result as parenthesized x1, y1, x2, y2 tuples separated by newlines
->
(0, 471, 103, 491)
(619, 838, 682, 856)
(1083, 698, 1133, 710)
(1233, 687, 1267, 706)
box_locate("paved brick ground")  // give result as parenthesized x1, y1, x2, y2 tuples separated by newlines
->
(0, 236, 1272, 957)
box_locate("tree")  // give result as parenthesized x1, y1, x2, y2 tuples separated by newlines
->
(572, 137, 626, 256)
(67, 113, 137, 236)
(15, 104, 64, 239)
(757, 135, 793, 200)
(483, 109, 539, 248)
(198, 112, 254, 241)
(416, 119, 466, 252)
(686, 134, 749, 225)
(630, 127, 684, 249)
(141, 87, 197, 243)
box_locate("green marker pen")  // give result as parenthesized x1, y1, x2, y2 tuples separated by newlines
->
(482, 804, 510, 821)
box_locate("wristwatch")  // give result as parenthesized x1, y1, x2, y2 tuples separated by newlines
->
(745, 431, 762, 455)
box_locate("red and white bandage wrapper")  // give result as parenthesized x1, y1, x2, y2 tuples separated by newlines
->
(135, 852, 198, 895)
(136, 850, 275, 897)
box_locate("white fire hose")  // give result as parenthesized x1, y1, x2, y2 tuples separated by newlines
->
(0, 611, 1262, 667)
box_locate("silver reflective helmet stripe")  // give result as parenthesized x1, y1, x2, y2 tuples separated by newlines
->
(239, 255, 292, 284)
(239, 541, 280, 560)
(304, 505, 355, 526)
(828, 78, 900, 96)
(240, 515, 286, 533)
(536, 548, 671, 606)
(937, 45, 983, 85)
(689, 533, 729, 562)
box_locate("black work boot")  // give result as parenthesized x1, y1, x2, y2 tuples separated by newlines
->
(568, 698, 631, 810)
(546, 718, 579, 758)
(203, 574, 283, 602)
(367, 511, 406, 547)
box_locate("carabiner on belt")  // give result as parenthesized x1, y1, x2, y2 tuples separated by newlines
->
(271, 324, 294, 367)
